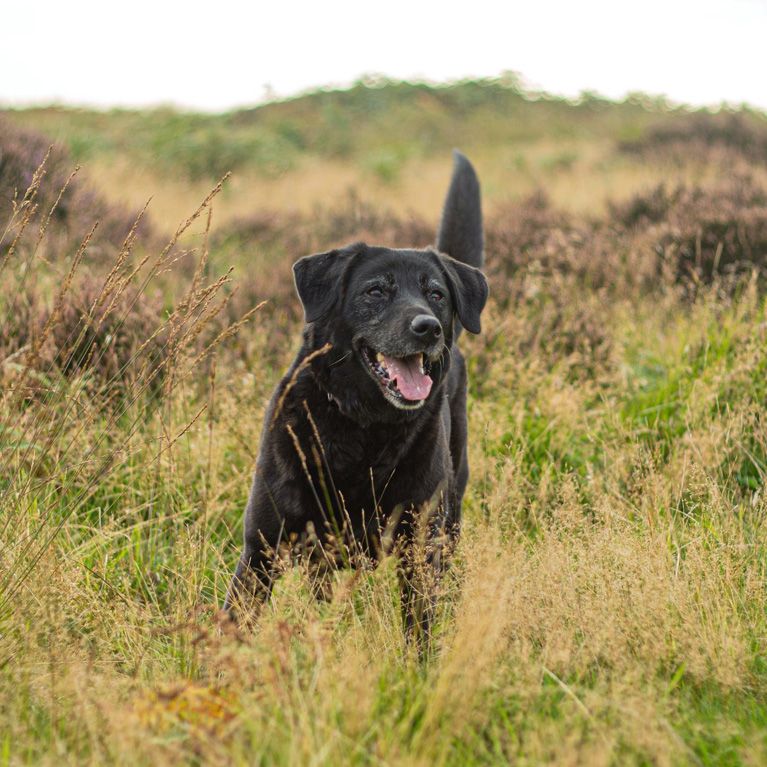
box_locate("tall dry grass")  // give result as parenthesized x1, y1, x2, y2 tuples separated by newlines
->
(2, 127, 767, 766)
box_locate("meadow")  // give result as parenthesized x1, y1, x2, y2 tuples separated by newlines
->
(2, 78, 767, 765)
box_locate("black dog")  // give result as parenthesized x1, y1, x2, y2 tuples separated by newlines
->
(226, 151, 488, 638)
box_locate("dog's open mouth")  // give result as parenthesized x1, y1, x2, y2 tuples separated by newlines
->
(360, 345, 433, 409)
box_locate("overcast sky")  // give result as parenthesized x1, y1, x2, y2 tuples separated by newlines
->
(3, 0, 766, 111)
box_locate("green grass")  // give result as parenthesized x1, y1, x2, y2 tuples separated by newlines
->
(2, 80, 767, 765)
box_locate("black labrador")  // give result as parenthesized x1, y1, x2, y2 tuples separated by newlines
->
(226, 151, 488, 639)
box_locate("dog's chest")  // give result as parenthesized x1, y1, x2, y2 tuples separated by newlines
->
(280, 380, 448, 519)
(321, 424, 401, 482)
(295, 405, 420, 500)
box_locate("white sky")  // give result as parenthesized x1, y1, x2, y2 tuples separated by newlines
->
(3, 0, 766, 111)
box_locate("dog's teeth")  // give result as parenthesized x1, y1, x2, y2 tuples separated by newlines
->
(376, 352, 384, 363)
(418, 354, 424, 374)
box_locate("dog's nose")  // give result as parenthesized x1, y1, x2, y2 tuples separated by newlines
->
(410, 314, 442, 339)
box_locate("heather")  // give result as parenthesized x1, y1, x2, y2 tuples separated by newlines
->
(2, 82, 767, 766)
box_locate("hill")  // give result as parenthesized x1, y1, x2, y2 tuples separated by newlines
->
(5, 77, 767, 230)
(3, 78, 767, 765)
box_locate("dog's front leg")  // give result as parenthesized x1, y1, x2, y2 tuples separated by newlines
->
(397, 491, 454, 653)
(224, 540, 279, 621)
(398, 561, 436, 653)
(398, 531, 445, 654)
(224, 469, 300, 622)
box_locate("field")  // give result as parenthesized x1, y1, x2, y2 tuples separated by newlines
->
(2, 78, 767, 765)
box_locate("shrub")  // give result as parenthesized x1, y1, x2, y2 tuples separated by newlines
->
(0, 276, 168, 399)
(0, 117, 153, 255)
(619, 110, 767, 165)
(613, 176, 767, 285)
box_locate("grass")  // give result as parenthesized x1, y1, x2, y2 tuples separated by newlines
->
(2, 80, 767, 764)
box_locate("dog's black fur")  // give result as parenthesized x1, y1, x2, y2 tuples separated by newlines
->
(226, 151, 488, 637)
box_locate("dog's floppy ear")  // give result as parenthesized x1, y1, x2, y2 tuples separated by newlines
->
(293, 248, 355, 323)
(438, 253, 488, 335)
(436, 150, 484, 270)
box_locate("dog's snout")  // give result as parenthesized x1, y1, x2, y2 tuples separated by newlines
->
(410, 314, 442, 339)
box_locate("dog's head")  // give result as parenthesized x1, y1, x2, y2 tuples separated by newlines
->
(292, 152, 488, 424)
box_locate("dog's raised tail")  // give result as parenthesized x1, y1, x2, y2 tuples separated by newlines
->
(436, 150, 484, 270)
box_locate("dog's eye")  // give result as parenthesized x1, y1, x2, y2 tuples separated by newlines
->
(429, 289, 445, 302)
(367, 286, 384, 298)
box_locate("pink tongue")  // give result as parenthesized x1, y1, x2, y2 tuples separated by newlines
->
(383, 355, 433, 400)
